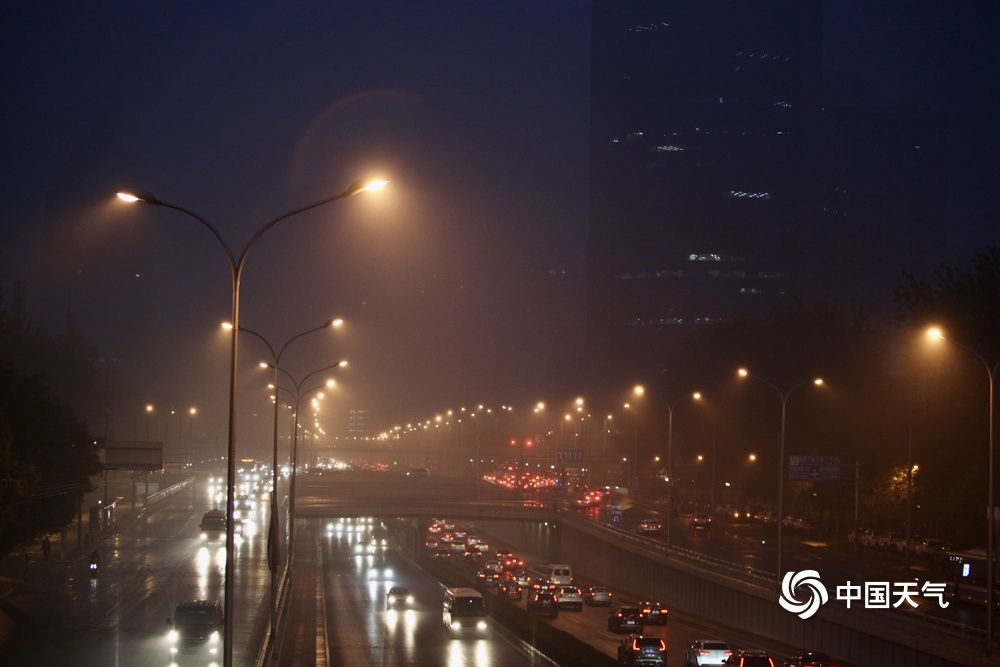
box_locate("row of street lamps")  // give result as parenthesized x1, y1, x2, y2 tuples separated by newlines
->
(116, 177, 387, 667)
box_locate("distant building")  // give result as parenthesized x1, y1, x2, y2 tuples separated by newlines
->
(585, 1, 941, 393)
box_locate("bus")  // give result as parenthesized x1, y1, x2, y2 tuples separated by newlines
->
(943, 548, 1000, 607)
(442, 587, 487, 633)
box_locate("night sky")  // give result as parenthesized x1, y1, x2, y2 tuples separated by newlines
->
(1, 2, 996, 455)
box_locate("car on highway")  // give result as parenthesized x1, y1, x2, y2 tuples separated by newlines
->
(526, 590, 559, 618)
(166, 599, 224, 661)
(557, 585, 583, 611)
(684, 639, 732, 666)
(724, 649, 778, 666)
(386, 586, 414, 608)
(406, 467, 429, 478)
(638, 600, 668, 624)
(781, 651, 836, 667)
(637, 519, 662, 536)
(617, 634, 667, 666)
(584, 585, 612, 606)
(498, 580, 522, 600)
(915, 537, 950, 560)
(476, 568, 501, 586)
(689, 512, 712, 531)
(199, 509, 228, 542)
(608, 606, 644, 633)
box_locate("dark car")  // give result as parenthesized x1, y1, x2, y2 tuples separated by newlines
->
(637, 519, 662, 536)
(638, 600, 668, 625)
(782, 652, 835, 667)
(608, 606, 644, 633)
(526, 591, 559, 618)
(618, 633, 667, 666)
(498, 581, 523, 600)
(724, 649, 777, 667)
(689, 512, 712, 531)
(166, 599, 224, 660)
(476, 568, 501, 586)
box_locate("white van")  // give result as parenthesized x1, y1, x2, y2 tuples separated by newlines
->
(530, 563, 573, 586)
(442, 587, 487, 632)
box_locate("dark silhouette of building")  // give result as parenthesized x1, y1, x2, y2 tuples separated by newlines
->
(585, 1, 941, 395)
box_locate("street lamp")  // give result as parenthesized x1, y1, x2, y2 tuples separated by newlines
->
(271, 361, 347, 560)
(927, 327, 998, 651)
(665, 391, 702, 551)
(115, 178, 385, 667)
(227, 317, 342, 649)
(738, 368, 823, 587)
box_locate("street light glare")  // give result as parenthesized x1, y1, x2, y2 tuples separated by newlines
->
(814, 378, 824, 386)
(928, 326, 944, 340)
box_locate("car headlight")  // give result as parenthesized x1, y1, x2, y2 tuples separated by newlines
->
(209, 631, 220, 643)
(406, 596, 414, 604)
(168, 630, 178, 643)
(476, 620, 487, 630)
(451, 621, 461, 630)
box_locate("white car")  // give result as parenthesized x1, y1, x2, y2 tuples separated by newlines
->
(684, 639, 732, 666)
(584, 586, 612, 606)
(557, 586, 583, 611)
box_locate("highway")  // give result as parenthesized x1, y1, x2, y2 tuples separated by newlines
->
(0, 472, 270, 666)
(0, 470, 986, 666)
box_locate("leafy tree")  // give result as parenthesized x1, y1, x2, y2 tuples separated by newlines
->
(0, 283, 107, 558)
(0, 361, 100, 557)
(660, 299, 909, 531)
(892, 246, 1000, 545)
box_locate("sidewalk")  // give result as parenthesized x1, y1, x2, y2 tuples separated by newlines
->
(0, 469, 190, 645)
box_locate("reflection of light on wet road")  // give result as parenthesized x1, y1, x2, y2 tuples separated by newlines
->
(447, 638, 491, 667)
(195, 546, 225, 599)
(384, 608, 418, 651)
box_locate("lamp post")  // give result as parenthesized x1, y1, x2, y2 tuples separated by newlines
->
(115, 178, 385, 667)
(928, 327, 998, 651)
(272, 361, 347, 562)
(738, 368, 823, 586)
(228, 318, 342, 649)
(665, 391, 702, 551)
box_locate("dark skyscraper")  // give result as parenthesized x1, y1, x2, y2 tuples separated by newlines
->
(586, 2, 942, 394)
(587, 1, 823, 388)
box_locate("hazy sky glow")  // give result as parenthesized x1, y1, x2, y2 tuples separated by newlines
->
(0, 2, 995, 458)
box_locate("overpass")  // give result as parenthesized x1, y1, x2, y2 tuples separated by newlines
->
(292, 471, 1000, 667)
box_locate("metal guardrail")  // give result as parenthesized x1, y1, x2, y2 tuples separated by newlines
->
(145, 476, 194, 506)
(558, 505, 994, 646)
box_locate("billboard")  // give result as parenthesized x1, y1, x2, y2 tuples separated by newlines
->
(788, 455, 840, 482)
(104, 441, 163, 471)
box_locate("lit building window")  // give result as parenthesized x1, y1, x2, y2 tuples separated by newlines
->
(726, 191, 771, 199)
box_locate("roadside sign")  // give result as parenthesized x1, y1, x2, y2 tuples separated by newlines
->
(610, 502, 622, 526)
(789, 455, 840, 482)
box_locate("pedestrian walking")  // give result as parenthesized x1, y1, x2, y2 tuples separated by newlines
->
(41, 535, 51, 563)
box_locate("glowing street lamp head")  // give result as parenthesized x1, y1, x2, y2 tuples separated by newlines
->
(813, 378, 824, 386)
(738, 368, 749, 378)
(928, 327, 944, 340)
(342, 178, 389, 198)
(115, 187, 162, 205)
